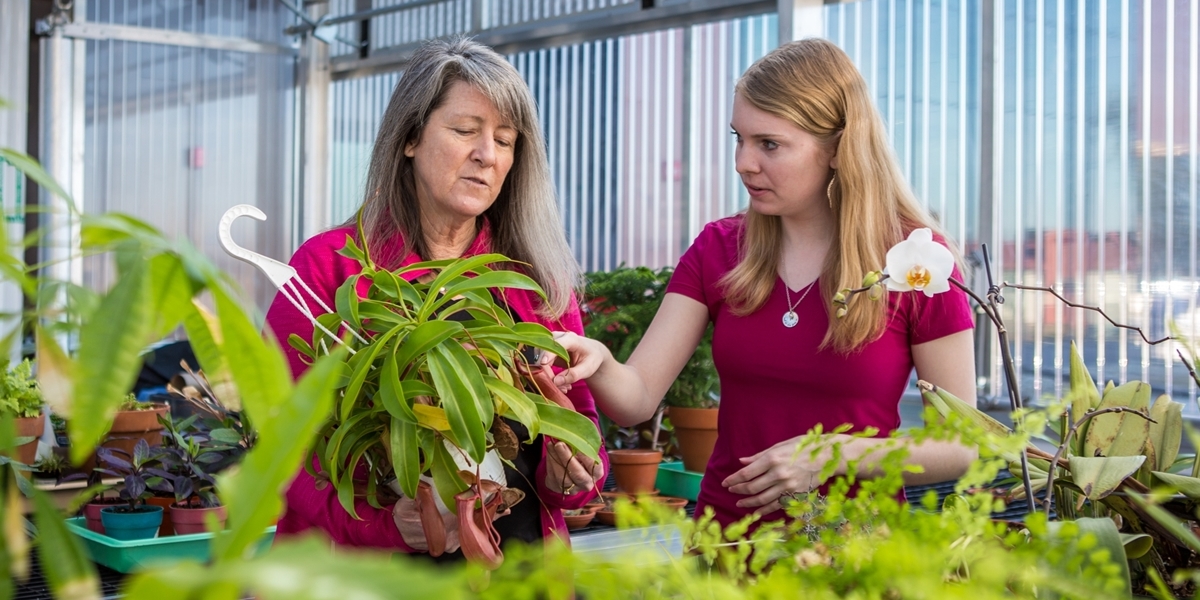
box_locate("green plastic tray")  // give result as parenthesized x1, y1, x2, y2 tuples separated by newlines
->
(64, 517, 276, 574)
(655, 462, 702, 501)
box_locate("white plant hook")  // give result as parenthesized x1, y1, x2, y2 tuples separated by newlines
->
(217, 204, 367, 350)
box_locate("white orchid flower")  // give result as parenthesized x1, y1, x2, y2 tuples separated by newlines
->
(884, 228, 954, 297)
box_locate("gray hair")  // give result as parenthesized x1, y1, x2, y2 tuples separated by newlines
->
(353, 36, 580, 318)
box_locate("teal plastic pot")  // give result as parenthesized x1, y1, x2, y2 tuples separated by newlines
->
(100, 506, 164, 541)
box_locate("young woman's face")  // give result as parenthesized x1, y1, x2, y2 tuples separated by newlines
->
(731, 93, 837, 221)
(405, 81, 518, 226)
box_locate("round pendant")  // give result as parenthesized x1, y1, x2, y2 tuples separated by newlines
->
(782, 310, 799, 328)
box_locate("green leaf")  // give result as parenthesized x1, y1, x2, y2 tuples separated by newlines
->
(379, 352, 416, 424)
(213, 284, 293, 424)
(391, 417, 420, 499)
(1118, 532, 1153, 559)
(535, 402, 602, 462)
(1150, 471, 1200, 500)
(1048, 516, 1132, 597)
(212, 349, 344, 562)
(426, 432, 469, 515)
(1067, 455, 1144, 500)
(334, 275, 362, 330)
(124, 536, 467, 600)
(1126, 490, 1200, 554)
(0, 149, 73, 208)
(31, 489, 100, 600)
(209, 428, 244, 445)
(1084, 381, 1152, 457)
(427, 343, 490, 463)
(485, 379, 540, 440)
(145, 253, 194, 339)
(426, 270, 546, 317)
(70, 258, 153, 464)
(182, 301, 230, 383)
(1147, 395, 1183, 471)
(1066, 342, 1100, 454)
(393, 320, 463, 375)
(339, 328, 399, 422)
(413, 254, 510, 321)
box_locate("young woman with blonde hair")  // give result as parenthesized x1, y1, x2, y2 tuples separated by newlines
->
(550, 38, 976, 527)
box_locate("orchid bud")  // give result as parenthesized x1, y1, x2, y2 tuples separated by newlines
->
(832, 290, 848, 305)
(835, 306, 848, 319)
(867, 283, 884, 301)
(861, 271, 882, 288)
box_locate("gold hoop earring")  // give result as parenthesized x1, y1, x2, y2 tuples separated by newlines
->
(826, 172, 837, 209)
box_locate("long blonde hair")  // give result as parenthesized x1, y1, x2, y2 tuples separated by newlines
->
(354, 37, 579, 318)
(719, 39, 954, 353)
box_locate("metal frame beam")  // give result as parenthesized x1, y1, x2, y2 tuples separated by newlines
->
(329, 0, 774, 80)
(57, 22, 296, 56)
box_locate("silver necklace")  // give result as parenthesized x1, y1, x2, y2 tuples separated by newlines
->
(782, 279, 818, 328)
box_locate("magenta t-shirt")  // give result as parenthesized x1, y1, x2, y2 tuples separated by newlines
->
(666, 215, 974, 527)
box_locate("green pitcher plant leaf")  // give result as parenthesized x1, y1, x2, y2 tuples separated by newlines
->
(427, 270, 546, 317)
(339, 327, 400, 422)
(69, 257, 153, 464)
(534, 402, 602, 463)
(1118, 532, 1153, 560)
(425, 430, 469, 515)
(485, 379, 540, 441)
(1067, 455, 1144, 500)
(335, 274, 362, 331)
(391, 416, 421, 500)
(392, 320, 464, 375)
(427, 343, 489, 464)
(379, 352, 416, 424)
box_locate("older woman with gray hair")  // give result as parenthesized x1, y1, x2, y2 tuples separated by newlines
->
(265, 37, 606, 559)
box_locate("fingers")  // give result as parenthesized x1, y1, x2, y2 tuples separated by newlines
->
(735, 484, 786, 509)
(721, 457, 772, 489)
(752, 500, 783, 517)
(547, 332, 607, 387)
(546, 441, 602, 494)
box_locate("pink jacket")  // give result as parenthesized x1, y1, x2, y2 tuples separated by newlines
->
(265, 224, 607, 552)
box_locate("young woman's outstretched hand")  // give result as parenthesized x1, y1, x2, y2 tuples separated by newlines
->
(539, 331, 612, 393)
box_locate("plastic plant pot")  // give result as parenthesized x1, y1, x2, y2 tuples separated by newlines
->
(100, 506, 164, 541)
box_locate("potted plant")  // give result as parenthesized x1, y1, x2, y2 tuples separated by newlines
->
(583, 265, 721, 482)
(104, 394, 170, 459)
(93, 439, 169, 540)
(295, 245, 602, 567)
(0, 359, 46, 468)
(835, 230, 1200, 596)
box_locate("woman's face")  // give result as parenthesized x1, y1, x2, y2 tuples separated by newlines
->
(731, 93, 837, 221)
(405, 81, 517, 227)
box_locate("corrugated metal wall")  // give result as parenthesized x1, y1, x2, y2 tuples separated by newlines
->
(329, 13, 776, 273)
(81, 0, 296, 310)
(828, 0, 1200, 410)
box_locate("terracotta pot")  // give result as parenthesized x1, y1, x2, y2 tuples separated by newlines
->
(83, 499, 125, 534)
(668, 407, 719, 473)
(83, 405, 169, 472)
(608, 449, 662, 494)
(170, 503, 227, 535)
(13, 416, 45, 468)
(145, 496, 176, 537)
(563, 509, 596, 530)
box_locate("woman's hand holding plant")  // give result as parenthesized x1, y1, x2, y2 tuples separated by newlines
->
(722, 435, 838, 516)
(544, 439, 604, 495)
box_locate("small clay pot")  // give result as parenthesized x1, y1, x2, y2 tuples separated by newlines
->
(668, 407, 718, 473)
(13, 416, 45, 468)
(170, 503, 228, 535)
(563, 509, 596, 530)
(608, 449, 662, 494)
(145, 496, 176, 537)
(83, 499, 124, 534)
